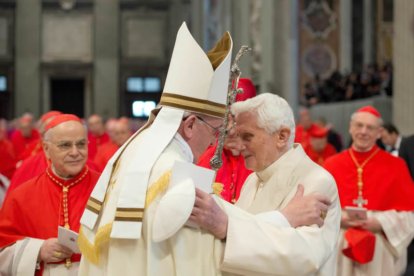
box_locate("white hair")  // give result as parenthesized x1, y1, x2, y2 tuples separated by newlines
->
(231, 93, 296, 147)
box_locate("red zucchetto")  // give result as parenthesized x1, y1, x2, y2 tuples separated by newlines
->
(235, 78, 257, 102)
(356, 105, 381, 118)
(45, 114, 81, 132)
(309, 125, 328, 138)
(40, 110, 62, 123)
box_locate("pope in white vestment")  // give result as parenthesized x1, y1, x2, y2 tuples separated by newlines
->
(221, 143, 341, 276)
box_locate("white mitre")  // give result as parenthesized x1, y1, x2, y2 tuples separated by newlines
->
(160, 22, 232, 117)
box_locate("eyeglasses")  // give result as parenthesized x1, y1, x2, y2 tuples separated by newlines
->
(196, 116, 222, 137)
(352, 122, 379, 132)
(47, 140, 88, 152)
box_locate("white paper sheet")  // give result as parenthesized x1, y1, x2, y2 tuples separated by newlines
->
(58, 226, 81, 253)
(170, 161, 215, 194)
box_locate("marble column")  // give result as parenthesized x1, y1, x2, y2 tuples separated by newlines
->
(267, 0, 299, 112)
(340, 0, 352, 73)
(93, 0, 119, 118)
(229, 0, 252, 79)
(15, 0, 41, 117)
(393, 0, 414, 134)
(190, 0, 204, 47)
(363, 0, 374, 65)
(287, 0, 300, 113)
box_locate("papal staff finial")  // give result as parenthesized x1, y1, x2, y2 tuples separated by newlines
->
(210, 46, 252, 171)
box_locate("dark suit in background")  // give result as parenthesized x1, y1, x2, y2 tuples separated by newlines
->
(400, 135, 414, 276)
(399, 135, 414, 181)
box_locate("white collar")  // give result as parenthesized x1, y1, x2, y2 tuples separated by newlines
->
(396, 135, 402, 150)
(173, 132, 194, 162)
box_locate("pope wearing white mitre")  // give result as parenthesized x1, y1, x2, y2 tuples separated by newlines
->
(78, 22, 340, 276)
(78, 21, 234, 275)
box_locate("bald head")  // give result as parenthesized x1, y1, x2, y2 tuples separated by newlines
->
(88, 114, 105, 136)
(19, 113, 35, 137)
(105, 118, 118, 141)
(114, 119, 132, 146)
(298, 107, 312, 130)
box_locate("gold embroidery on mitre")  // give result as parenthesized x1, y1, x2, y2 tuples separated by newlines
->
(160, 93, 226, 118)
(207, 32, 232, 69)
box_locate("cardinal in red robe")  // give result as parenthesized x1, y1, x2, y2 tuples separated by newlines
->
(304, 125, 336, 166)
(0, 119, 16, 199)
(93, 118, 132, 172)
(294, 107, 319, 149)
(324, 106, 414, 275)
(87, 114, 110, 161)
(0, 114, 100, 275)
(197, 78, 255, 203)
(10, 114, 40, 161)
(18, 111, 62, 161)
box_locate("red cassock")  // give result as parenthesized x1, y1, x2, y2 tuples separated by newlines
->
(0, 166, 100, 269)
(198, 146, 252, 203)
(10, 129, 40, 161)
(6, 151, 49, 196)
(6, 151, 99, 196)
(87, 132, 110, 161)
(93, 141, 119, 172)
(324, 145, 414, 263)
(294, 124, 319, 149)
(0, 139, 17, 182)
(19, 139, 44, 161)
(304, 143, 337, 166)
(324, 145, 414, 211)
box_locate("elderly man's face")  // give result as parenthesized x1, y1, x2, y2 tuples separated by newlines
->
(181, 114, 223, 163)
(20, 122, 34, 137)
(349, 112, 381, 152)
(114, 121, 131, 146)
(43, 121, 88, 178)
(235, 111, 280, 172)
(88, 115, 104, 136)
(310, 137, 327, 153)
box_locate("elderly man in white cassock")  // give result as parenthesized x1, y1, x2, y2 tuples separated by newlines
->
(78, 22, 333, 276)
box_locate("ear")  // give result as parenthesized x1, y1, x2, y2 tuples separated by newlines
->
(42, 141, 51, 160)
(276, 127, 291, 146)
(179, 115, 197, 140)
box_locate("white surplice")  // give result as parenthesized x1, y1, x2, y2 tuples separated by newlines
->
(336, 211, 414, 276)
(0, 238, 79, 276)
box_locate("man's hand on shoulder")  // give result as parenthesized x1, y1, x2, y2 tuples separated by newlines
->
(190, 188, 228, 239)
(281, 184, 331, 228)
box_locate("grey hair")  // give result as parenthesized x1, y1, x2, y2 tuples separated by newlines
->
(231, 93, 296, 147)
(350, 111, 383, 126)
